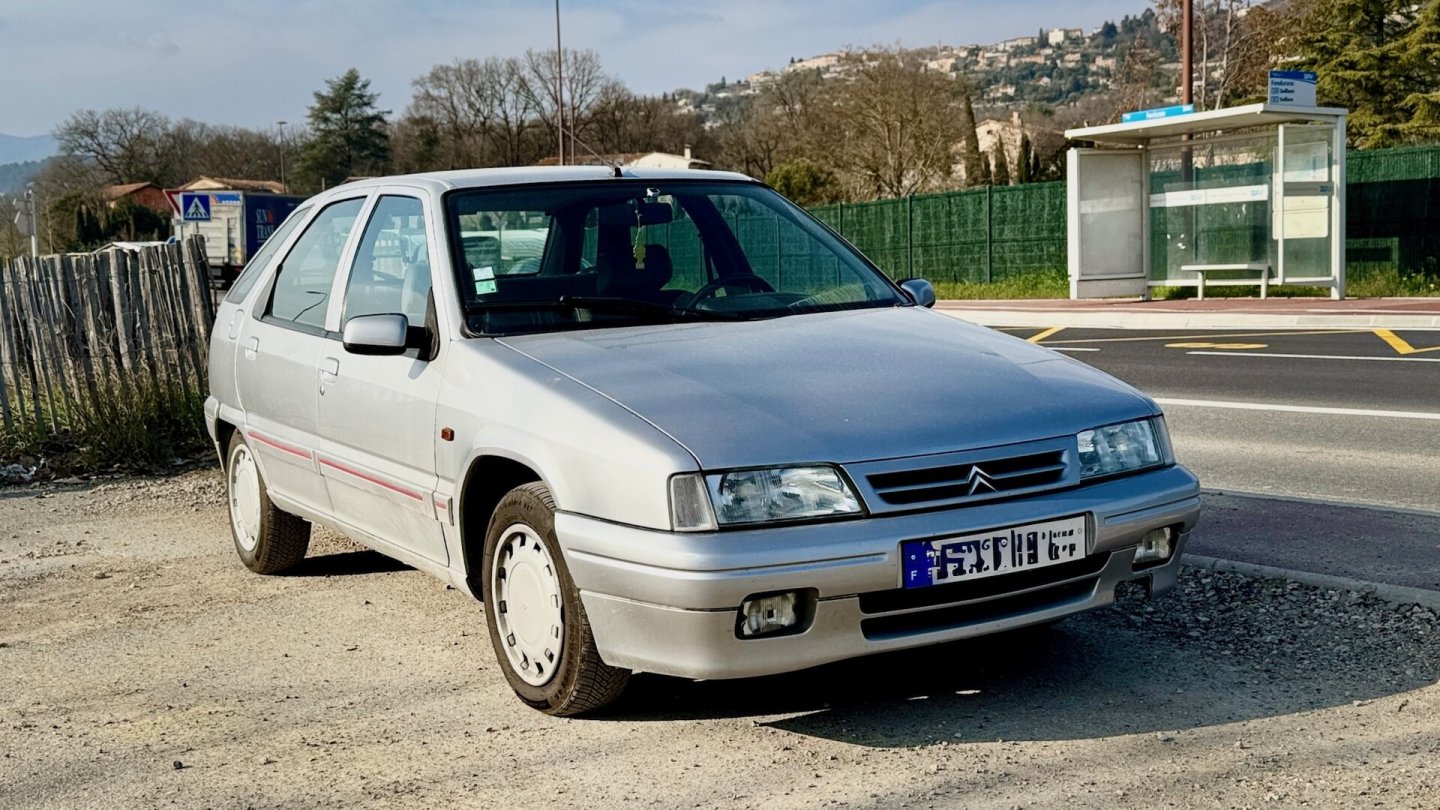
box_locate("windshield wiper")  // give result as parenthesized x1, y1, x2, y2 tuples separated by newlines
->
(558, 296, 747, 321)
(465, 297, 745, 322)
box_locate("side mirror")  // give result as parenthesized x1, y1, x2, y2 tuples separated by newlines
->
(899, 278, 937, 308)
(342, 313, 409, 356)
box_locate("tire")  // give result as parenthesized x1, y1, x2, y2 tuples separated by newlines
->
(482, 482, 630, 716)
(226, 432, 311, 575)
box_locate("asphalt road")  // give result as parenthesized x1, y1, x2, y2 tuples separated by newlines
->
(1003, 326, 1440, 513)
(994, 326, 1440, 591)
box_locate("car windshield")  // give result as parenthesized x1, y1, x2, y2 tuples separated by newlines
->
(444, 180, 908, 335)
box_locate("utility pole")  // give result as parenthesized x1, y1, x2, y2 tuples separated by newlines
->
(555, 0, 565, 166)
(1181, 0, 1194, 106)
(23, 184, 38, 259)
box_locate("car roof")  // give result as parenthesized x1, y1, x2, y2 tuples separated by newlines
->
(314, 166, 761, 201)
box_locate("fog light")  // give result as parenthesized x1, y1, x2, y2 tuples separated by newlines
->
(738, 592, 801, 638)
(1133, 527, 1174, 567)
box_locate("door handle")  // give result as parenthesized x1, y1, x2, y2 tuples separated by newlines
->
(318, 356, 340, 394)
(243, 337, 259, 360)
(226, 311, 245, 340)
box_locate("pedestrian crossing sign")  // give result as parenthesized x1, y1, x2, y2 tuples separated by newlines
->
(181, 193, 211, 222)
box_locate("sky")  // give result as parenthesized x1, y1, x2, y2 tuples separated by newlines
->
(0, 0, 1149, 138)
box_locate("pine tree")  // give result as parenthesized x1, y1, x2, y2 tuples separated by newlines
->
(1380, 1, 1440, 145)
(1295, 0, 1419, 147)
(299, 68, 391, 190)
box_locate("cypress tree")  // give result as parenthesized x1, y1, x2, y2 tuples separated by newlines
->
(992, 145, 1011, 186)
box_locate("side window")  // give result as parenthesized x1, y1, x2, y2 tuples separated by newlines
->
(342, 196, 430, 323)
(266, 198, 364, 330)
(225, 206, 310, 304)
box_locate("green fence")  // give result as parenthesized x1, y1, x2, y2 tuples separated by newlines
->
(811, 182, 1067, 283)
(811, 144, 1440, 284)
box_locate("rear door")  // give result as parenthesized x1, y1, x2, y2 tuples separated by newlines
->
(234, 194, 368, 516)
(315, 191, 449, 564)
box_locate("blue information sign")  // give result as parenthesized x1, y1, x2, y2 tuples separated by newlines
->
(1122, 104, 1196, 124)
(181, 193, 211, 222)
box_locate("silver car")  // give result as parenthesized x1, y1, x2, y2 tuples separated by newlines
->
(207, 168, 1200, 715)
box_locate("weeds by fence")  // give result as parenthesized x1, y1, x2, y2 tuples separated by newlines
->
(0, 238, 214, 469)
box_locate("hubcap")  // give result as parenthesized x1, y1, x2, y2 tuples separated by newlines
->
(229, 444, 261, 553)
(491, 523, 564, 687)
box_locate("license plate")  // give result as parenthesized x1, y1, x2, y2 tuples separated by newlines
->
(901, 516, 1088, 589)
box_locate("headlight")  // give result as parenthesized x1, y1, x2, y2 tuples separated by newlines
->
(1077, 417, 1172, 479)
(669, 466, 862, 530)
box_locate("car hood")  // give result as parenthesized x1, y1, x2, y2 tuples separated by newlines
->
(497, 307, 1157, 469)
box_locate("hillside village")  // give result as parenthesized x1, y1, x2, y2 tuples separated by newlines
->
(670, 10, 1180, 126)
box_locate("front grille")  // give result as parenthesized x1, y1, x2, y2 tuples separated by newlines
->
(858, 553, 1109, 615)
(860, 578, 1096, 639)
(864, 449, 1067, 508)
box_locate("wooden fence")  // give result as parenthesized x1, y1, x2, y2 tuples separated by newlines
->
(0, 238, 214, 434)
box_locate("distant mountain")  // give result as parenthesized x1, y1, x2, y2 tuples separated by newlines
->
(0, 160, 47, 195)
(0, 133, 58, 165)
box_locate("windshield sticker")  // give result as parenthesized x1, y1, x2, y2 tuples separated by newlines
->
(472, 266, 495, 281)
(474, 279, 497, 295)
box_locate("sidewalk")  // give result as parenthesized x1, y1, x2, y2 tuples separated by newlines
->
(938, 296, 1440, 330)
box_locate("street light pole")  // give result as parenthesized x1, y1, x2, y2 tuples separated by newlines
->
(555, 0, 565, 166)
(276, 120, 288, 192)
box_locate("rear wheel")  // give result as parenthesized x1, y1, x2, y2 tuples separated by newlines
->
(482, 482, 630, 716)
(226, 433, 311, 574)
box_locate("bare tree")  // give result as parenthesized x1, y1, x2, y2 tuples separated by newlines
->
(820, 49, 963, 199)
(55, 108, 175, 185)
(1154, 0, 1256, 109)
(521, 48, 609, 161)
(1113, 36, 1165, 118)
(407, 57, 539, 168)
(168, 120, 285, 181)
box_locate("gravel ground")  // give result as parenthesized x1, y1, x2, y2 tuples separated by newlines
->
(1, 470, 1437, 809)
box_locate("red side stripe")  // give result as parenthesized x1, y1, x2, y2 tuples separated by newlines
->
(318, 457, 424, 502)
(248, 431, 311, 461)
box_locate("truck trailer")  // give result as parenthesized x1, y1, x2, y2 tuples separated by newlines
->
(169, 189, 304, 288)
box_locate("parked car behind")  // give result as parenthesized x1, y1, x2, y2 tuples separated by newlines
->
(207, 167, 1200, 715)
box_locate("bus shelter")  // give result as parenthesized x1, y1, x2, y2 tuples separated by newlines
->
(1064, 103, 1348, 300)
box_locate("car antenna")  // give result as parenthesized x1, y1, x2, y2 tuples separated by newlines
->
(563, 125, 625, 177)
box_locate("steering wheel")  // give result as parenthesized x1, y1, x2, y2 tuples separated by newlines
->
(682, 274, 775, 307)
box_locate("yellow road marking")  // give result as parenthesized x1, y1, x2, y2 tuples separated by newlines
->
(1050, 329, 1364, 345)
(1028, 326, 1066, 344)
(1374, 329, 1440, 355)
(1165, 342, 1269, 350)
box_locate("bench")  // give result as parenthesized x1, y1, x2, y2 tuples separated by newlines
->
(1182, 263, 1271, 300)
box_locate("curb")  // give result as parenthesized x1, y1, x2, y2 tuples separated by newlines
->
(1183, 554, 1440, 611)
(936, 308, 1440, 331)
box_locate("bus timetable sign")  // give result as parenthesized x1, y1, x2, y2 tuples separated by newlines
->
(1269, 71, 1318, 107)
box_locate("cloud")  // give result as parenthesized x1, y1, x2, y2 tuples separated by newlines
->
(118, 30, 180, 58)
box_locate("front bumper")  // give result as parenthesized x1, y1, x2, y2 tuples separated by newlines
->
(557, 464, 1199, 680)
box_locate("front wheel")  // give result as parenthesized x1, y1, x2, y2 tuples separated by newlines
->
(481, 482, 630, 716)
(226, 433, 311, 574)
